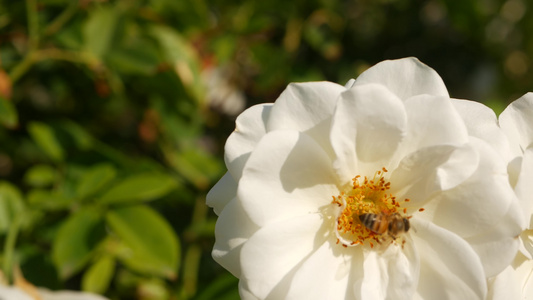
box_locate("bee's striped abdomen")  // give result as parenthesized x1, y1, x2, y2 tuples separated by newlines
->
(358, 213, 388, 234)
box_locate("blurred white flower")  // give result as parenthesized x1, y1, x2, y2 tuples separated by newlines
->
(0, 270, 109, 300)
(39, 289, 109, 300)
(203, 65, 246, 116)
(0, 286, 33, 300)
(207, 58, 523, 299)
(0, 286, 108, 300)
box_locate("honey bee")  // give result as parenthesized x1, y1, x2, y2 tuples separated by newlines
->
(358, 212, 410, 239)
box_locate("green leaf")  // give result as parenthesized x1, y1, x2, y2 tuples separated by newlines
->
(24, 164, 57, 187)
(27, 189, 73, 211)
(82, 255, 115, 294)
(27, 121, 64, 162)
(76, 163, 117, 200)
(0, 96, 18, 128)
(60, 120, 93, 150)
(83, 5, 119, 58)
(97, 173, 177, 205)
(106, 205, 179, 278)
(52, 208, 106, 279)
(0, 182, 24, 234)
(149, 25, 205, 103)
(162, 146, 221, 190)
(107, 41, 160, 76)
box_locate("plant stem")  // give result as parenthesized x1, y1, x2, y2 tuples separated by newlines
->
(181, 244, 201, 299)
(43, 0, 79, 36)
(9, 49, 96, 84)
(8, 52, 37, 84)
(26, 0, 39, 51)
(3, 214, 21, 284)
(10, 0, 82, 83)
(180, 197, 208, 299)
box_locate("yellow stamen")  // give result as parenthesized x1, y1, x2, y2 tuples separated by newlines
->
(332, 168, 413, 248)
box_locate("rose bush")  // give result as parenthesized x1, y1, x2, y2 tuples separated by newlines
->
(207, 58, 523, 299)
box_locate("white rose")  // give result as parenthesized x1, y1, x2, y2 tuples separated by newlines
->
(475, 93, 533, 300)
(208, 57, 523, 299)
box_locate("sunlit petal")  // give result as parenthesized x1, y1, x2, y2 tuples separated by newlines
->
(351, 57, 449, 100)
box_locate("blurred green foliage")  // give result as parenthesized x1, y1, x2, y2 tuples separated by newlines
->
(0, 0, 532, 299)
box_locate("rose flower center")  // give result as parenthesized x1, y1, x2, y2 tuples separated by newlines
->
(332, 168, 411, 248)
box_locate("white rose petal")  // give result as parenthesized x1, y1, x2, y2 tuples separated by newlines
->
(240, 213, 328, 299)
(212, 197, 259, 277)
(486, 93, 533, 300)
(238, 130, 338, 227)
(359, 237, 419, 300)
(351, 57, 449, 101)
(451, 98, 511, 162)
(286, 240, 362, 300)
(206, 172, 237, 215)
(389, 143, 478, 207)
(330, 84, 406, 179)
(488, 252, 533, 300)
(413, 219, 486, 300)
(401, 95, 468, 154)
(225, 103, 273, 180)
(499, 93, 533, 157)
